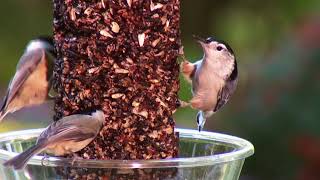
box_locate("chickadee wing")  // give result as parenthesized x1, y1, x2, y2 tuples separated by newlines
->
(37, 115, 98, 145)
(48, 126, 96, 144)
(214, 78, 238, 112)
(2, 49, 45, 110)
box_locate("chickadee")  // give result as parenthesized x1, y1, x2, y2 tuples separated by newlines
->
(3, 110, 105, 170)
(181, 36, 238, 132)
(0, 37, 55, 121)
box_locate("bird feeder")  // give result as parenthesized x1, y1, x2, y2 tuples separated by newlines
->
(0, 0, 254, 179)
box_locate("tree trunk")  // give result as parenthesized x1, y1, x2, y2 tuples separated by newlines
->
(53, 0, 180, 162)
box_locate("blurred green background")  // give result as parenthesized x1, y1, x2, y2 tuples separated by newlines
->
(1, 0, 320, 179)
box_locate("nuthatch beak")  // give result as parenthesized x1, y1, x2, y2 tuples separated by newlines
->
(193, 35, 207, 47)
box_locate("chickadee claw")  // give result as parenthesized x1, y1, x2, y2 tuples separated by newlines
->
(48, 94, 56, 100)
(41, 154, 49, 166)
(71, 154, 81, 166)
(48, 88, 58, 100)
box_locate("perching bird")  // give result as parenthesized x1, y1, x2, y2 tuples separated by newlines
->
(181, 36, 238, 132)
(0, 37, 55, 121)
(3, 110, 105, 170)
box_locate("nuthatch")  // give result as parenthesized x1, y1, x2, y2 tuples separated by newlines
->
(0, 37, 55, 121)
(3, 110, 105, 170)
(181, 36, 238, 132)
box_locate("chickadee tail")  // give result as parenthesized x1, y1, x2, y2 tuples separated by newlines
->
(3, 144, 45, 170)
(0, 93, 9, 121)
(0, 110, 8, 121)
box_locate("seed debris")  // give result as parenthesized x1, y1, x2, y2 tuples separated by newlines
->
(111, 22, 120, 33)
(69, 8, 76, 21)
(126, 0, 132, 7)
(138, 33, 145, 47)
(150, 1, 164, 11)
(111, 93, 125, 99)
(100, 29, 113, 38)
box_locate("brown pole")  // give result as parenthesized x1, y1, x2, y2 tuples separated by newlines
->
(53, 0, 180, 161)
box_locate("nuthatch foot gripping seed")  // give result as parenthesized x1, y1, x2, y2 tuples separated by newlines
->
(3, 110, 105, 170)
(0, 37, 55, 121)
(181, 36, 238, 132)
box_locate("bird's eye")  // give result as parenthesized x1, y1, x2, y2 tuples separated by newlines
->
(216, 46, 223, 51)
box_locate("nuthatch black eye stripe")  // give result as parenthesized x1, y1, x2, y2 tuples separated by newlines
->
(216, 40, 234, 55)
(205, 37, 215, 43)
(203, 36, 235, 56)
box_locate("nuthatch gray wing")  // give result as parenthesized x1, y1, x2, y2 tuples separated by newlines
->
(3, 110, 105, 170)
(181, 36, 238, 131)
(0, 37, 55, 121)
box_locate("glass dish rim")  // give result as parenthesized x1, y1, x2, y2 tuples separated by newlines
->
(0, 128, 254, 169)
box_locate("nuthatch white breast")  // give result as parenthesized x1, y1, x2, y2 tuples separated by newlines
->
(0, 37, 55, 121)
(3, 110, 105, 170)
(181, 36, 238, 132)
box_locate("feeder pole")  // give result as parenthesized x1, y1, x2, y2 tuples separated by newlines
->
(53, 0, 180, 160)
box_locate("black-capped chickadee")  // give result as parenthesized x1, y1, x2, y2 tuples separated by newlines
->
(0, 37, 55, 121)
(181, 36, 238, 132)
(3, 110, 105, 170)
